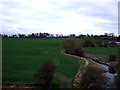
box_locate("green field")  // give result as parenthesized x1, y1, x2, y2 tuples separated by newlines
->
(2, 38, 119, 86)
(2, 38, 85, 85)
(84, 47, 119, 57)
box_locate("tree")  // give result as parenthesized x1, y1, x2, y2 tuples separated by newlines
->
(75, 46, 85, 57)
(62, 38, 85, 57)
(62, 38, 78, 55)
(103, 41, 108, 47)
(108, 54, 117, 62)
(35, 61, 56, 88)
(97, 40, 103, 47)
(80, 65, 107, 88)
(117, 35, 120, 42)
(83, 38, 95, 47)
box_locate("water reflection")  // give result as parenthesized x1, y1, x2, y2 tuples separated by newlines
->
(99, 64, 117, 88)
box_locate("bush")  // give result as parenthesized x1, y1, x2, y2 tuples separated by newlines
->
(103, 41, 108, 47)
(62, 38, 85, 57)
(97, 40, 102, 47)
(100, 44, 103, 47)
(108, 54, 117, 62)
(80, 66, 107, 88)
(91, 44, 95, 47)
(62, 38, 78, 55)
(83, 38, 95, 47)
(75, 46, 85, 57)
(35, 61, 56, 88)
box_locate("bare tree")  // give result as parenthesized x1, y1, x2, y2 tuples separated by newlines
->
(80, 65, 107, 88)
(62, 38, 78, 55)
(62, 38, 84, 57)
(83, 38, 95, 47)
(35, 61, 56, 88)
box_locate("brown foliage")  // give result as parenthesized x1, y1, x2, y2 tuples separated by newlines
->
(35, 61, 56, 88)
(62, 38, 78, 55)
(62, 38, 84, 57)
(80, 65, 107, 88)
(75, 46, 85, 57)
(83, 38, 95, 47)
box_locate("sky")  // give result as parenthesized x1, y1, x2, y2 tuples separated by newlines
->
(0, 0, 119, 35)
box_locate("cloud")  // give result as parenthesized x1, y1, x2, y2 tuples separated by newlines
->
(0, 0, 119, 35)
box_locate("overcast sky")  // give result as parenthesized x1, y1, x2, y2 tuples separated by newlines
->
(0, 0, 119, 35)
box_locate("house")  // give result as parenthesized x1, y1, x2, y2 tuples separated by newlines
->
(108, 33, 115, 37)
(108, 41, 120, 47)
(116, 42, 120, 47)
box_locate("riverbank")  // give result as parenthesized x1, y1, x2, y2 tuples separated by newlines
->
(61, 50, 108, 88)
(85, 53, 118, 68)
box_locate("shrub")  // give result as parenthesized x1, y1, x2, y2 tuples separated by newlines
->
(97, 40, 102, 47)
(35, 61, 56, 88)
(103, 41, 108, 47)
(91, 44, 95, 47)
(75, 46, 85, 57)
(80, 66, 107, 88)
(83, 38, 95, 47)
(108, 54, 117, 62)
(100, 44, 103, 47)
(62, 38, 85, 57)
(62, 38, 78, 55)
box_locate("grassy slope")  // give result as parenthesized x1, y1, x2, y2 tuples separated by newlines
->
(3, 38, 85, 83)
(83, 47, 119, 58)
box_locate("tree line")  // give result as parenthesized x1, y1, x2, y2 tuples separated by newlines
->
(1, 32, 120, 40)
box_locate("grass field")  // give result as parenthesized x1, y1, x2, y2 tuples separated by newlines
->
(2, 38, 119, 86)
(2, 38, 85, 86)
(84, 47, 119, 57)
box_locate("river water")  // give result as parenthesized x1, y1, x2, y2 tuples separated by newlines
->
(99, 64, 117, 88)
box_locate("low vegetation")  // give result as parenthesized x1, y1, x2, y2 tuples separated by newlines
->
(2, 38, 119, 88)
(2, 38, 81, 86)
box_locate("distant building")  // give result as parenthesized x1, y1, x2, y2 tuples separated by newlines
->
(108, 41, 120, 47)
(104, 32, 115, 37)
(108, 33, 115, 37)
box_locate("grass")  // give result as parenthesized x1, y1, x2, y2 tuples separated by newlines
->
(2, 37, 119, 87)
(83, 47, 119, 58)
(2, 38, 85, 85)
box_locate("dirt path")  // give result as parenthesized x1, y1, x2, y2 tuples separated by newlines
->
(61, 50, 89, 88)
(60, 50, 107, 88)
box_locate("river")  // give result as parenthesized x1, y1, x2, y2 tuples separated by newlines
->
(99, 63, 117, 88)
